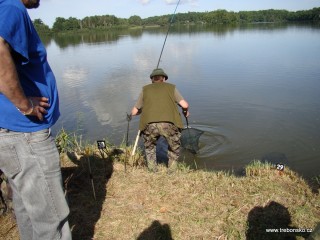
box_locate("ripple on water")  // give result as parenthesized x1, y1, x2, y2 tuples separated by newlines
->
(181, 124, 230, 158)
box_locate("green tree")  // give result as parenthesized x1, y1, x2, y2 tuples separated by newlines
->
(52, 17, 67, 32)
(64, 17, 80, 31)
(49, 7, 320, 32)
(33, 18, 51, 34)
(129, 15, 142, 26)
(204, 10, 230, 24)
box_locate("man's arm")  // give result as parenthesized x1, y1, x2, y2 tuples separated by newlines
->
(131, 92, 143, 116)
(131, 107, 140, 116)
(0, 37, 49, 121)
(179, 99, 190, 117)
(0, 37, 31, 112)
(174, 88, 189, 117)
(179, 99, 189, 109)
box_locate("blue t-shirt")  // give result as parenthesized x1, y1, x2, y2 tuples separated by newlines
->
(0, 0, 60, 132)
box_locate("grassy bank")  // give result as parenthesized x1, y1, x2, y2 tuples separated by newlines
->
(0, 132, 319, 239)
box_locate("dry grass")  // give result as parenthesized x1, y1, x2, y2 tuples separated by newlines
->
(0, 147, 319, 240)
(93, 161, 319, 240)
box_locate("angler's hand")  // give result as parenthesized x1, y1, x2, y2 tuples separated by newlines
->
(182, 108, 189, 118)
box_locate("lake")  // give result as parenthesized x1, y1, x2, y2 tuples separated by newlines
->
(43, 23, 320, 178)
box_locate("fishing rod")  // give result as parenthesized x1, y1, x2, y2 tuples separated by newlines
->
(84, 147, 96, 200)
(156, 0, 181, 68)
(124, 112, 131, 172)
(131, 0, 182, 159)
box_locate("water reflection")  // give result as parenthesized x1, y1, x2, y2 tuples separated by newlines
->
(40, 22, 320, 49)
(42, 23, 320, 178)
(53, 31, 124, 48)
(46, 29, 144, 49)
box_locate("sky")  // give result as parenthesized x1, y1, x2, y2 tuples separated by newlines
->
(28, 0, 320, 27)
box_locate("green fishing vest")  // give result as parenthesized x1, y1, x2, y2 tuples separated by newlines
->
(139, 82, 184, 130)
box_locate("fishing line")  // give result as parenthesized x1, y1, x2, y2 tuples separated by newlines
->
(156, 0, 181, 68)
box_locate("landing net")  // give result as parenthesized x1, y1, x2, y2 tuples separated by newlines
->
(180, 127, 204, 154)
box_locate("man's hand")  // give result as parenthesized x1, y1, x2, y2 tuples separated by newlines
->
(182, 108, 189, 118)
(126, 112, 132, 121)
(29, 97, 50, 121)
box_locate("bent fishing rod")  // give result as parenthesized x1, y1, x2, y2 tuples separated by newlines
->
(156, 0, 181, 68)
(131, 0, 182, 158)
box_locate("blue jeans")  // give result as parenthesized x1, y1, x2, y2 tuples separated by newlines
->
(0, 128, 71, 240)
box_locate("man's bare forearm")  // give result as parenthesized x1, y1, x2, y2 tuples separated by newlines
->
(0, 37, 32, 112)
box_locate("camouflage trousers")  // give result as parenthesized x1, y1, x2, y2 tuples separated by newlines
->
(142, 122, 181, 170)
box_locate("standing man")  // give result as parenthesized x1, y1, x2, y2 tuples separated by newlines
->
(131, 68, 189, 172)
(0, 0, 72, 239)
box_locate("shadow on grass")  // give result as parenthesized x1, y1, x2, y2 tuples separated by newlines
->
(62, 150, 117, 240)
(306, 177, 320, 195)
(137, 220, 173, 240)
(246, 201, 311, 240)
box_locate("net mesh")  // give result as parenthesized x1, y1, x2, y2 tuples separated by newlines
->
(180, 127, 204, 154)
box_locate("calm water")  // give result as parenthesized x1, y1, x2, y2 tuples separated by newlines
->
(44, 24, 320, 178)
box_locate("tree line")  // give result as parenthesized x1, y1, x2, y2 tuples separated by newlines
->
(33, 8, 320, 33)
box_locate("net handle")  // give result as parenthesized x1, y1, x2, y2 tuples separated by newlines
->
(185, 116, 189, 128)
